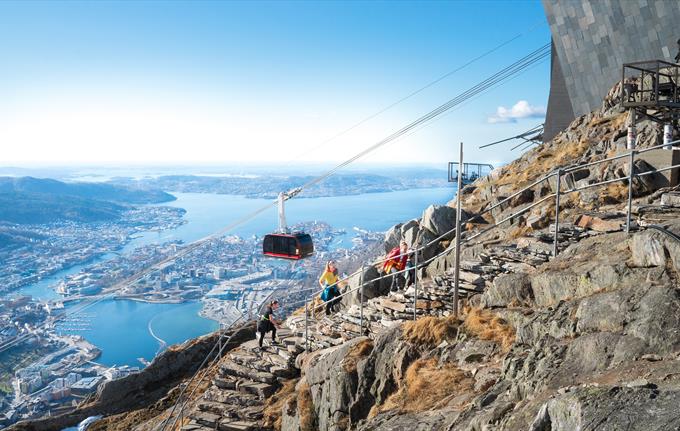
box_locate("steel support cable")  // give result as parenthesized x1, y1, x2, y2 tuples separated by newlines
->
(127, 44, 553, 347)
(296, 44, 551, 192)
(0, 204, 279, 355)
(1, 43, 550, 356)
(285, 22, 547, 163)
(162, 314, 246, 430)
(374, 54, 551, 151)
(645, 225, 680, 243)
(161, 291, 276, 431)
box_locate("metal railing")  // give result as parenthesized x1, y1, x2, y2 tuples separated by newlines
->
(160, 139, 680, 423)
(644, 224, 680, 244)
(160, 291, 278, 431)
(293, 140, 680, 352)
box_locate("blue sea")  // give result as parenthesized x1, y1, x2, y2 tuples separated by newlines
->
(15, 187, 455, 366)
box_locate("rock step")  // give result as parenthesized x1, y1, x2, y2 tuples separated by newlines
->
(220, 360, 276, 384)
(218, 419, 261, 431)
(197, 401, 264, 421)
(191, 412, 261, 431)
(237, 380, 277, 399)
(202, 388, 261, 407)
(213, 375, 237, 390)
(181, 422, 214, 431)
(227, 352, 274, 373)
(227, 356, 292, 378)
(282, 335, 305, 347)
(193, 411, 221, 428)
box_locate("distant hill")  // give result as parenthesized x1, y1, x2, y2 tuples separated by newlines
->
(0, 177, 175, 204)
(0, 177, 176, 224)
(111, 170, 449, 199)
(0, 192, 125, 224)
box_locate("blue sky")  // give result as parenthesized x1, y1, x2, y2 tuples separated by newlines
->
(0, 0, 551, 167)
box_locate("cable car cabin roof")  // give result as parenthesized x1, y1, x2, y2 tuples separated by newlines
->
(262, 232, 314, 259)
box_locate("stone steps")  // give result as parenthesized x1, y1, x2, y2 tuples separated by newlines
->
(220, 360, 276, 384)
(181, 422, 214, 431)
(202, 387, 261, 407)
(189, 412, 260, 431)
(236, 380, 277, 399)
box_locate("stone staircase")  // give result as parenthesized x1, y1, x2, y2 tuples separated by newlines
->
(178, 224, 594, 430)
(180, 328, 302, 431)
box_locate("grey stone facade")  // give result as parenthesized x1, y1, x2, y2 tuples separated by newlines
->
(542, 0, 680, 141)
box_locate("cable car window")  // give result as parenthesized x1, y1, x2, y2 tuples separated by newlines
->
(263, 236, 273, 253)
(275, 235, 287, 252)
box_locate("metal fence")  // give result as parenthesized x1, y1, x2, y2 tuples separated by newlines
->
(161, 140, 680, 427)
(296, 140, 680, 352)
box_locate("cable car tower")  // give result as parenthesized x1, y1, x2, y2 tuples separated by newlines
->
(262, 188, 314, 260)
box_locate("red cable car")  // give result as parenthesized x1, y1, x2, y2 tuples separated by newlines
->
(262, 191, 314, 259)
(263, 232, 314, 259)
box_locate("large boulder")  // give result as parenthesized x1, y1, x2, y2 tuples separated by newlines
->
(630, 226, 680, 274)
(625, 285, 680, 354)
(383, 223, 403, 253)
(530, 386, 680, 431)
(421, 205, 465, 241)
(400, 219, 420, 249)
(289, 328, 420, 431)
(480, 273, 533, 308)
(303, 338, 372, 431)
(350, 325, 420, 425)
(342, 265, 384, 308)
(413, 226, 442, 264)
(630, 230, 666, 267)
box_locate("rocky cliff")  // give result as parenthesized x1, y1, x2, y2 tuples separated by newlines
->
(10, 81, 680, 431)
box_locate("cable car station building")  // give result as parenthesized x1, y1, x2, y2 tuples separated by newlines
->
(542, 0, 680, 141)
(542, 0, 680, 186)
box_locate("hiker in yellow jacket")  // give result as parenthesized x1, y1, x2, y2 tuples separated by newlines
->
(319, 260, 341, 315)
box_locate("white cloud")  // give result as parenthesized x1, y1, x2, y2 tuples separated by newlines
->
(487, 100, 546, 124)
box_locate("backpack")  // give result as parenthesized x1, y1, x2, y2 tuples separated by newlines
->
(321, 286, 331, 301)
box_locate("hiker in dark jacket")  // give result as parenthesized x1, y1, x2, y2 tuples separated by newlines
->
(319, 260, 341, 315)
(257, 300, 281, 348)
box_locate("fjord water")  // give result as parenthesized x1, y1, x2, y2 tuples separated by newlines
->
(61, 301, 216, 367)
(18, 187, 455, 366)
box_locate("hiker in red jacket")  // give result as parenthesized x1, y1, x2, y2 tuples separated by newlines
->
(382, 241, 414, 292)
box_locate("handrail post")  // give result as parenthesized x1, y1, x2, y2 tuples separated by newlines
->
(359, 264, 364, 335)
(553, 169, 562, 257)
(218, 323, 222, 360)
(453, 142, 463, 318)
(413, 245, 418, 321)
(304, 299, 309, 351)
(626, 150, 636, 233)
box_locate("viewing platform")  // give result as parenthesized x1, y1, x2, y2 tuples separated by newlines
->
(621, 60, 680, 123)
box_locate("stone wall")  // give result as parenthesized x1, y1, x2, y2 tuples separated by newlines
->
(542, 0, 680, 134)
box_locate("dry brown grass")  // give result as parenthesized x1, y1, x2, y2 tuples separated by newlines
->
(462, 308, 515, 351)
(310, 296, 326, 318)
(298, 382, 316, 431)
(599, 182, 628, 205)
(341, 339, 374, 373)
(263, 378, 299, 431)
(291, 305, 306, 316)
(87, 362, 222, 431)
(508, 225, 533, 239)
(402, 315, 461, 347)
(379, 358, 473, 413)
